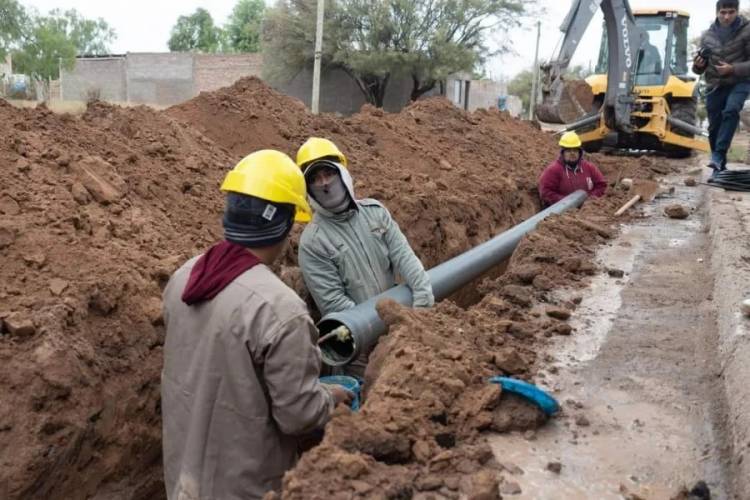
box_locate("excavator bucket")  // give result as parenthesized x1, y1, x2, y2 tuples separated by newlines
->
(536, 77, 595, 124)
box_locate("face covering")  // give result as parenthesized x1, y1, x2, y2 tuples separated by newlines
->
(309, 174, 351, 213)
(562, 149, 582, 168)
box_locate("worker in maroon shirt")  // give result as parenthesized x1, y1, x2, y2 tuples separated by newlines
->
(538, 131, 607, 207)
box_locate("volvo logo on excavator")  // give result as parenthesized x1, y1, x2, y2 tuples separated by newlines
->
(621, 15, 632, 69)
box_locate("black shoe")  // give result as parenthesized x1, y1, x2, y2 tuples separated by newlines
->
(707, 161, 721, 171)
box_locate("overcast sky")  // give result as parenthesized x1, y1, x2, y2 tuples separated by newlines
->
(20, 0, 721, 80)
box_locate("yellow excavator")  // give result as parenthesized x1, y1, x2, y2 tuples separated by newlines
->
(536, 1, 709, 157)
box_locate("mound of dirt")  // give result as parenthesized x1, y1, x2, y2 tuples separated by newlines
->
(0, 77, 668, 500)
(169, 77, 554, 269)
(169, 77, 669, 270)
(0, 100, 232, 499)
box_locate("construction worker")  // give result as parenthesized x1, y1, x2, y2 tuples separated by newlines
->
(295, 138, 434, 376)
(161, 150, 352, 500)
(538, 131, 607, 207)
(693, 0, 750, 175)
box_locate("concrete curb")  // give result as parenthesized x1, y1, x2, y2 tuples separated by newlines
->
(707, 188, 750, 497)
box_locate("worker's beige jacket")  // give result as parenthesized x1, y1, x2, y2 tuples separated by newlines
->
(161, 258, 334, 500)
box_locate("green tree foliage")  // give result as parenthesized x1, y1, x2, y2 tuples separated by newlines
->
(225, 0, 265, 52)
(0, 0, 28, 59)
(12, 16, 78, 81)
(507, 69, 533, 113)
(263, 0, 533, 107)
(4, 6, 114, 81)
(49, 9, 115, 55)
(168, 8, 223, 53)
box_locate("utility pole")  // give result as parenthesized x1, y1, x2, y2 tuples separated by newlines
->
(529, 20, 542, 120)
(311, 0, 325, 114)
(58, 57, 63, 101)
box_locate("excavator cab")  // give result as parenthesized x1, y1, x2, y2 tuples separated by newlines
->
(594, 12, 689, 87)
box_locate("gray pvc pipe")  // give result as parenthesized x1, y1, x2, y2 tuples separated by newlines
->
(318, 190, 589, 366)
(565, 113, 601, 132)
(667, 116, 709, 138)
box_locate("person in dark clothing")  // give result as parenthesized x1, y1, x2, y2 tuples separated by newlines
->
(693, 0, 750, 175)
(538, 131, 607, 207)
(638, 31, 663, 76)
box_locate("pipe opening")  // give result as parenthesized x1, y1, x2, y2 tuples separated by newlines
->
(317, 319, 356, 366)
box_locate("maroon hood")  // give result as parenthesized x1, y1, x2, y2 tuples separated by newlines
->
(181, 241, 261, 305)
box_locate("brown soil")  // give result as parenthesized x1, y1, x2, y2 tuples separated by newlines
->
(665, 203, 691, 219)
(0, 78, 673, 499)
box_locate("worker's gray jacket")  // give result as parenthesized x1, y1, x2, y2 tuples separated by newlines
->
(299, 167, 434, 315)
(161, 259, 334, 500)
(694, 16, 750, 89)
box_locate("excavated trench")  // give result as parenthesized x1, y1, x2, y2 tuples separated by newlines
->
(0, 78, 689, 499)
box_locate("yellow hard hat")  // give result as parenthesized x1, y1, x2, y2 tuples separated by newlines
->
(296, 137, 348, 169)
(559, 131, 582, 149)
(220, 150, 312, 223)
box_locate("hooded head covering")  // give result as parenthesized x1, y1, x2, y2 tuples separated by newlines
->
(222, 192, 295, 247)
(304, 160, 357, 215)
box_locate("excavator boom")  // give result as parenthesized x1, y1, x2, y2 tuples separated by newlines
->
(537, 0, 642, 132)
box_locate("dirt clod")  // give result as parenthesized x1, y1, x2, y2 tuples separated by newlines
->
(493, 348, 528, 374)
(464, 470, 500, 500)
(0, 195, 21, 215)
(546, 461, 563, 474)
(501, 285, 534, 308)
(72, 156, 127, 204)
(71, 182, 92, 204)
(416, 475, 444, 491)
(3, 313, 36, 337)
(671, 480, 711, 500)
(15, 158, 30, 172)
(575, 415, 591, 427)
(49, 278, 69, 296)
(684, 177, 697, 187)
(665, 204, 690, 220)
(608, 268, 625, 278)
(511, 265, 542, 284)
(532, 274, 555, 291)
(545, 307, 572, 320)
(499, 480, 523, 495)
(23, 252, 47, 269)
(0, 226, 16, 249)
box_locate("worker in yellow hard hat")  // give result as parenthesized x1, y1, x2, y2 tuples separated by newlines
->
(538, 131, 607, 207)
(295, 137, 434, 377)
(161, 150, 352, 500)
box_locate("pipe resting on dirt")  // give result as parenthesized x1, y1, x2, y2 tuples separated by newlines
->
(317, 190, 588, 367)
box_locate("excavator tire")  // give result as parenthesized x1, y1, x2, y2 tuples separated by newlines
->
(663, 97, 698, 159)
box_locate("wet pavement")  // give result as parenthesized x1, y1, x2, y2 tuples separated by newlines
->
(489, 166, 734, 499)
